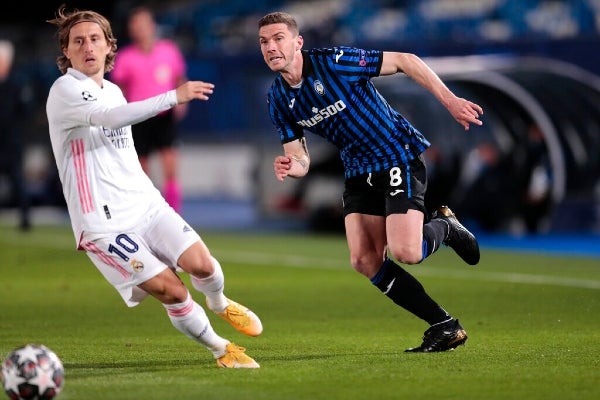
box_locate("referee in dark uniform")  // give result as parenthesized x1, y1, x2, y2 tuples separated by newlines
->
(259, 12, 483, 352)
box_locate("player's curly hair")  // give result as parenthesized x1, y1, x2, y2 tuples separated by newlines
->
(47, 5, 118, 74)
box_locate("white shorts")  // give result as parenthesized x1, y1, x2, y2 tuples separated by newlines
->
(79, 206, 201, 307)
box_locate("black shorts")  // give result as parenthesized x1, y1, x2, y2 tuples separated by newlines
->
(131, 110, 177, 157)
(342, 155, 428, 217)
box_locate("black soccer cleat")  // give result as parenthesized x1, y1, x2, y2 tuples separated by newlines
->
(405, 319, 468, 353)
(434, 205, 480, 265)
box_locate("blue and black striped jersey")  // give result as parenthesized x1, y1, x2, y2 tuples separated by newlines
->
(266, 47, 431, 178)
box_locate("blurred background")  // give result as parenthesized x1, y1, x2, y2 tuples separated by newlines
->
(1, 0, 599, 243)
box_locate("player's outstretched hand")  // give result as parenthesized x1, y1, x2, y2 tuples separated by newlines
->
(447, 96, 483, 131)
(176, 81, 215, 103)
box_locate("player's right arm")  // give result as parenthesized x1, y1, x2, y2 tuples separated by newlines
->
(91, 81, 213, 129)
(274, 137, 310, 181)
(49, 76, 214, 131)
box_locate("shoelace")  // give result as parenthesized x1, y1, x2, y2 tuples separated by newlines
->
(223, 306, 250, 327)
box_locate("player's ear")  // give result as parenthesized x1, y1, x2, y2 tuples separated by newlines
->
(296, 35, 303, 51)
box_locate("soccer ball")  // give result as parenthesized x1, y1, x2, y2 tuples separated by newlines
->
(1, 344, 64, 400)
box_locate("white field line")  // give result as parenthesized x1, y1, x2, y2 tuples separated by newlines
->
(214, 250, 600, 290)
(2, 234, 599, 290)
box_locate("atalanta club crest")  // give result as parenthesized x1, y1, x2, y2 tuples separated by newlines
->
(313, 80, 325, 96)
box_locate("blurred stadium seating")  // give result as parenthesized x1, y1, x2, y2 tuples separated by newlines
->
(1, 0, 599, 234)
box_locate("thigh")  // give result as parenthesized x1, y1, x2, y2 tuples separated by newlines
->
(342, 156, 428, 218)
(383, 157, 427, 260)
(386, 209, 425, 254)
(342, 171, 387, 276)
(176, 241, 214, 278)
(343, 172, 386, 217)
(343, 158, 427, 268)
(145, 206, 201, 268)
(344, 213, 387, 277)
(385, 155, 428, 216)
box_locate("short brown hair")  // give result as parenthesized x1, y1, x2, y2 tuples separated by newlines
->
(47, 6, 118, 74)
(258, 12, 299, 36)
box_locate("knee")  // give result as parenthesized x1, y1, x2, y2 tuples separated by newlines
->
(388, 246, 422, 265)
(157, 278, 189, 304)
(162, 287, 189, 304)
(178, 244, 215, 277)
(196, 254, 216, 275)
(349, 253, 381, 279)
(141, 270, 189, 304)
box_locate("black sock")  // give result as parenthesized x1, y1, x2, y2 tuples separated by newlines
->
(421, 218, 449, 260)
(371, 258, 450, 325)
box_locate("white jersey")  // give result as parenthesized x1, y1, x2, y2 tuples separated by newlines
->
(46, 68, 178, 247)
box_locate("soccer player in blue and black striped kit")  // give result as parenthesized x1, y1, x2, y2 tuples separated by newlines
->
(259, 12, 483, 352)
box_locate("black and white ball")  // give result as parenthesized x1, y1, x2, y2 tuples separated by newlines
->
(1, 344, 64, 400)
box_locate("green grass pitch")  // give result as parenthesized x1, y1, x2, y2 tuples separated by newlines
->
(1, 225, 599, 399)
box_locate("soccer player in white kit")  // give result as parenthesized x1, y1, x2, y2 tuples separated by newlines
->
(45, 7, 261, 368)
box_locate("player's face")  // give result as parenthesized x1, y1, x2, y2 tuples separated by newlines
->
(259, 23, 302, 72)
(63, 21, 110, 77)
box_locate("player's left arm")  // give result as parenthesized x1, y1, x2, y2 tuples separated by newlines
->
(380, 51, 483, 131)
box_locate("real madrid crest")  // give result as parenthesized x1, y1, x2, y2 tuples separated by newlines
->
(313, 80, 325, 96)
(131, 259, 144, 272)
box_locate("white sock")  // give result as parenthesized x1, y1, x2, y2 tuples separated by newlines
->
(190, 256, 228, 312)
(163, 292, 229, 358)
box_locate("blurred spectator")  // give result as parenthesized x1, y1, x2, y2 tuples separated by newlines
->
(111, 6, 188, 212)
(453, 142, 518, 232)
(0, 39, 31, 230)
(518, 124, 552, 233)
(423, 144, 462, 214)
